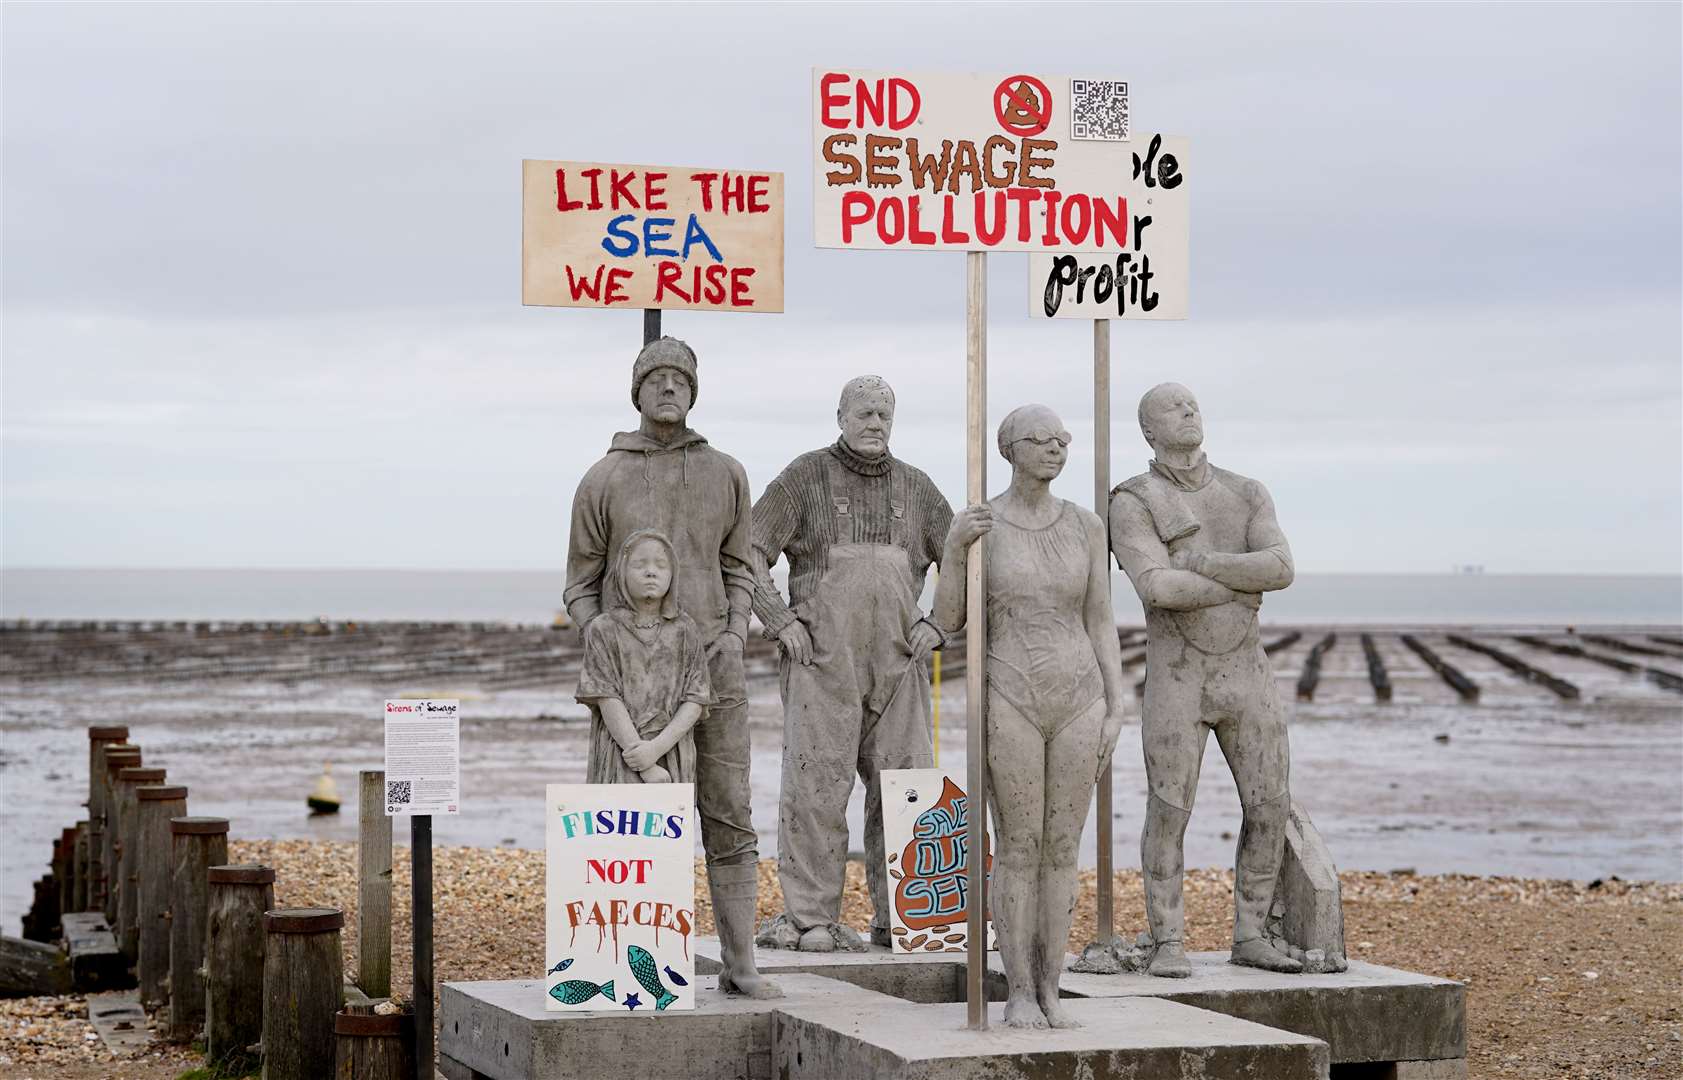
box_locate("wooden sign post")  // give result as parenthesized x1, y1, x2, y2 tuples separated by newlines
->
(814, 67, 1140, 1028)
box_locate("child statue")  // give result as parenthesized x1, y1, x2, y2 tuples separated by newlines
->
(577, 529, 711, 785)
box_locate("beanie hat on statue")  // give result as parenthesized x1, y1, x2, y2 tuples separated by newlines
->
(630, 337, 699, 408)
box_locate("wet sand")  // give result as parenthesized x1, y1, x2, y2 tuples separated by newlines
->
(2, 622, 1680, 925)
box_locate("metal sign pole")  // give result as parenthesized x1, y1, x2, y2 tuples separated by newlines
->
(1092, 319, 1114, 943)
(412, 813, 433, 1080)
(644, 309, 661, 346)
(964, 251, 990, 1030)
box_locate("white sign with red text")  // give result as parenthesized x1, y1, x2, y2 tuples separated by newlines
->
(1028, 133, 1190, 319)
(813, 69, 1138, 251)
(383, 699, 459, 816)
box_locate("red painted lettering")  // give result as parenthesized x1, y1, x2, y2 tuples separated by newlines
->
(820, 72, 850, 129)
(729, 267, 756, 307)
(840, 191, 874, 243)
(654, 261, 691, 303)
(556, 169, 582, 212)
(748, 174, 771, 213)
(609, 170, 639, 210)
(907, 196, 936, 245)
(644, 171, 668, 212)
(888, 78, 921, 130)
(564, 264, 606, 302)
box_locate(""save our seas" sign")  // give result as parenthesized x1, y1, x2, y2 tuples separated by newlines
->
(544, 783, 696, 1013)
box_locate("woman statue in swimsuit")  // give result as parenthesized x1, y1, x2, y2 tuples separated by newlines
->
(934, 404, 1128, 1029)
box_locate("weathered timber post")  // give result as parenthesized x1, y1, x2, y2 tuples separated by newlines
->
(100, 747, 141, 921)
(114, 764, 166, 958)
(87, 725, 129, 912)
(359, 769, 392, 997)
(136, 784, 188, 1008)
(263, 907, 346, 1080)
(168, 816, 229, 1042)
(73, 824, 90, 914)
(206, 864, 275, 1071)
(56, 831, 74, 920)
(335, 1007, 414, 1080)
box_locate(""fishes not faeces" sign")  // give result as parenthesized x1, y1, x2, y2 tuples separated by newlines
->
(544, 783, 696, 1013)
(812, 68, 1137, 252)
(522, 159, 785, 313)
(1028, 133, 1190, 320)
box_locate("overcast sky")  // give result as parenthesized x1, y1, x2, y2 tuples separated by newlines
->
(3, 2, 1679, 574)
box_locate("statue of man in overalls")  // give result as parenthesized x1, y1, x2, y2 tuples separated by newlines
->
(565, 336, 779, 998)
(1109, 382, 1301, 978)
(752, 376, 954, 951)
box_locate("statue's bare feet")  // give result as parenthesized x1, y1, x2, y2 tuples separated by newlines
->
(720, 969, 785, 999)
(1230, 938, 1303, 973)
(1038, 993, 1081, 1029)
(1147, 940, 1193, 978)
(1002, 993, 1048, 1029)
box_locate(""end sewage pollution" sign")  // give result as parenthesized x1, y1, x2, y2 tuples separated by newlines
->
(812, 68, 1138, 252)
(544, 783, 696, 1013)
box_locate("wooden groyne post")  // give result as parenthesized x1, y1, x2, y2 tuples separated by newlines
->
(1295, 633, 1337, 702)
(335, 1007, 414, 1080)
(1400, 635, 1480, 702)
(205, 864, 274, 1071)
(359, 769, 392, 998)
(1360, 633, 1392, 701)
(114, 765, 166, 958)
(1446, 634, 1580, 700)
(100, 747, 141, 923)
(263, 907, 346, 1080)
(87, 725, 130, 913)
(168, 816, 229, 1042)
(136, 784, 188, 1008)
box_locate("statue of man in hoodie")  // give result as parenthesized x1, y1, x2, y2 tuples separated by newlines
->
(565, 336, 779, 999)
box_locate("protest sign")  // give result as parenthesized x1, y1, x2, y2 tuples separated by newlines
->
(812, 69, 1136, 251)
(881, 770, 993, 954)
(544, 783, 695, 1013)
(1028, 133, 1190, 319)
(383, 699, 459, 816)
(522, 160, 784, 312)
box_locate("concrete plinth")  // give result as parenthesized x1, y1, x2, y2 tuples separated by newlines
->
(694, 935, 976, 1004)
(438, 972, 895, 1080)
(1020, 952, 1465, 1066)
(773, 996, 1330, 1080)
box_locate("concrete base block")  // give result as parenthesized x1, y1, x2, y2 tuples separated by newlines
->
(773, 996, 1330, 1080)
(1035, 951, 1465, 1065)
(694, 935, 979, 1004)
(439, 972, 896, 1080)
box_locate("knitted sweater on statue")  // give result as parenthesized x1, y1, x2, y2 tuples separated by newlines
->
(751, 439, 952, 635)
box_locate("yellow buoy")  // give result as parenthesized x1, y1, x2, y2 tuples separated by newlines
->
(307, 761, 342, 814)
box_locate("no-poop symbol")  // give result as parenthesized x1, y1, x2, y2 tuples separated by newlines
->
(994, 75, 1051, 137)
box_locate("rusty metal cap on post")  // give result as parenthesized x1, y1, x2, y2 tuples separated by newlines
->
(138, 784, 188, 801)
(117, 767, 165, 783)
(207, 864, 275, 885)
(88, 725, 129, 741)
(264, 907, 345, 934)
(170, 816, 229, 835)
(334, 1011, 412, 1037)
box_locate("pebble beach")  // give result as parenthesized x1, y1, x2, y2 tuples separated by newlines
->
(1, 841, 1679, 1079)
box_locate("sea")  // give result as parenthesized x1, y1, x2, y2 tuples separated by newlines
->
(3, 569, 1680, 625)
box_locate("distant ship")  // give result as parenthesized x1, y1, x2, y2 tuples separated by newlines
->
(1451, 565, 1486, 575)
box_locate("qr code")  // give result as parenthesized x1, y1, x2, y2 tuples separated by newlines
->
(1070, 79, 1129, 141)
(386, 780, 412, 809)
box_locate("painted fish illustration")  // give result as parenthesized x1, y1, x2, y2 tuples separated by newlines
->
(546, 958, 574, 976)
(663, 965, 688, 988)
(548, 978, 614, 1006)
(626, 946, 678, 1010)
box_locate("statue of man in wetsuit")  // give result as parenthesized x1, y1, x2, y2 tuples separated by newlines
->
(751, 376, 953, 952)
(1109, 383, 1302, 977)
(565, 336, 779, 998)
